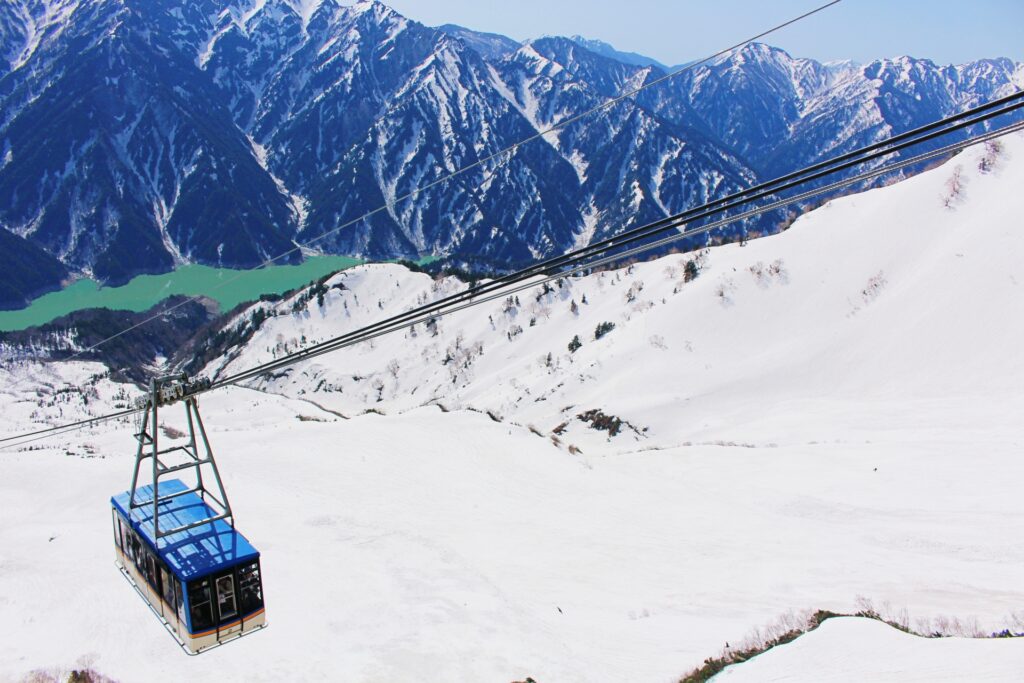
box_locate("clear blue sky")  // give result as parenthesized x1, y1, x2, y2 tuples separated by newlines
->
(378, 0, 1023, 66)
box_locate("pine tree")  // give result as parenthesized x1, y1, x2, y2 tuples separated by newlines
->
(684, 260, 699, 283)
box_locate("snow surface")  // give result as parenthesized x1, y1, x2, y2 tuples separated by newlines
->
(718, 617, 1024, 682)
(1, 135, 1023, 681)
(209, 133, 1024, 458)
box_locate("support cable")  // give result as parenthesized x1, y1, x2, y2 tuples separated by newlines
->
(207, 101, 1024, 385)
(214, 119, 1024, 388)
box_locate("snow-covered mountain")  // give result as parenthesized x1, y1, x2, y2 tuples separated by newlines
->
(2, 132, 1022, 683)
(436, 23, 520, 61)
(184, 132, 1024, 455)
(566, 34, 671, 70)
(667, 43, 1024, 177)
(0, 0, 1021, 310)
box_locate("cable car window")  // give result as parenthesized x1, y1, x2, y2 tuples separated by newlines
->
(160, 565, 174, 609)
(215, 573, 238, 621)
(130, 533, 144, 573)
(112, 512, 122, 550)
(146, 553, 159, 591)
(118, 518, 127, 555)
(175, 580, 185, 624)
(188, 579, 214, 632)
(237, 561, 263, 613)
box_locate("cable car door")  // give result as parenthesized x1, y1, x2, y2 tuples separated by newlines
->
(215, 573, 238, 623)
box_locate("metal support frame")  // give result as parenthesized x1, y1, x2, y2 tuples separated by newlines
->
(128, 374, 233, 539)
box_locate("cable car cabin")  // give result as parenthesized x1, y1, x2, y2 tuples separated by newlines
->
(111, 479, 266, 653)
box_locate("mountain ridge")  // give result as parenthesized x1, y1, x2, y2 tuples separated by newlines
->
(0, 0, 1020, 309)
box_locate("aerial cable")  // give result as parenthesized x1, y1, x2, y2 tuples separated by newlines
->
(206, 98, 1024, 385)
(11, 83, 1015, 399)
(515, 94, 1024, 273)
(0, 408, 140, 450)
(268, 90, 1024, 362)
(213, 119, 1024, 389)
(219, 118, 1023, 383)
(1, 112, 1019, 447)
(440, 94, 1024, 291)
(4, 119, 1019, 454)
(3, 0, 845, 381)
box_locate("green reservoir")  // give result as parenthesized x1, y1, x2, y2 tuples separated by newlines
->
(0, 255, 366, 332)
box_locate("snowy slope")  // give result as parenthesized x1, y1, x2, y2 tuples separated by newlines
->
(2, 383, 1023, 683)
(0, 135, 1023, 682)
(718, 617, 1024, 682)
(206, 132, 1024, 456)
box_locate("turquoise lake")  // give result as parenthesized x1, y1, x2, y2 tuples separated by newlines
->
(0, 256, 369, 332)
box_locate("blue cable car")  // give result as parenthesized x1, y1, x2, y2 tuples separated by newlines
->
(111, 480, 266, 653)
(113, 374, 266, 653)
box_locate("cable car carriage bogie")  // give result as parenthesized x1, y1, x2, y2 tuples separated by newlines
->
(110, 374, 266, 654)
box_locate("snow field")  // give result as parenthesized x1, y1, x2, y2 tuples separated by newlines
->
(1, 387, 1022, 681)
(214, 134, 1024, 456)
(717, 617, 1024, 682)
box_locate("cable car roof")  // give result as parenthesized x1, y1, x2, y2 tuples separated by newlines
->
(111, 479, 259, 581)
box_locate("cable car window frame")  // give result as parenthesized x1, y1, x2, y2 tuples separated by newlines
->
(118, 518, 128, 555)
(175, 579, 185, 624)
(160, 563, 175, 610)
(130, 532, 144, 573)
(145, 552, 159, 592)
(111, 511, 122, 552)
(237, 559, 263, 614)
(215, 572, 238, 622)
(188, 577, 215, 633)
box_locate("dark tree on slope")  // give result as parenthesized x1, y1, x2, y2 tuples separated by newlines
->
(595, 321, 615, 340)
(0, 228, 68, 310)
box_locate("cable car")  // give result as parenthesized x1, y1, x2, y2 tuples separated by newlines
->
(111, 374, 266, 653)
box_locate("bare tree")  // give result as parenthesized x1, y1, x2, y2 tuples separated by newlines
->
(978, 140, 1003, 173)
(942, 165, 964, 209)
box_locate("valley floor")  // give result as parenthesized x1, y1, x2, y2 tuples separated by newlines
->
(0, 385, 1022, 682)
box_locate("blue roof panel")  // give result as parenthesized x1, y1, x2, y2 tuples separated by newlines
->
(111, 479, 259, 580)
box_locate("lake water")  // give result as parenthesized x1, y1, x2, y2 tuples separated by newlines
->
(0, 256, 367, 332)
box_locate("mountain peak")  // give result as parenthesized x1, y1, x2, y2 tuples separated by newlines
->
(281, 0, 335, 27)
(729, 41, 793, 65)
(348, 0, 396, 19)
(435, 23, 520, 61)
(525, 35, 647, 73)
(567, 35, 667, 70)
